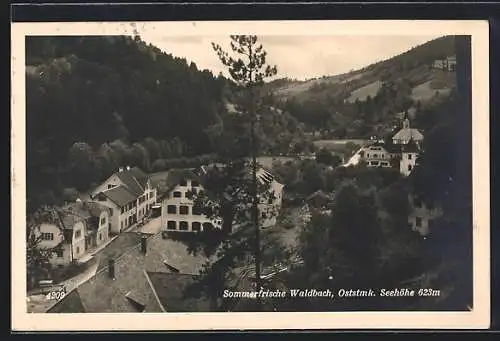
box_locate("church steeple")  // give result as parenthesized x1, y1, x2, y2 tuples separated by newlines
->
(402, 110, 410, 129)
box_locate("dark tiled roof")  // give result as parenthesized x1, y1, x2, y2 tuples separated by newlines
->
(147, 272, 212, 312)
(48, 232, 213, 313)
(145, 233, 211, 275)
(164, 168, 201, 193)
(51, 239, 164, 313)
(116, 167, 148, 197)
(101, 185, 138, 208)
(402, 140, 420, 153)
(97, 232, 143, 270)
(384, 143, 402, 154)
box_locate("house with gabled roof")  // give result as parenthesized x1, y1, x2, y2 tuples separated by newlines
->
(160, 164, 284, 234)
(90, 166, 157, 234)
(34, 201, 111, 267)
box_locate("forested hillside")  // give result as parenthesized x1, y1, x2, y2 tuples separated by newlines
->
(26, 36, 309, 212)
(269, 36, 458, 139)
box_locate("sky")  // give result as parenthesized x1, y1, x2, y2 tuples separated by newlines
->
(139, 34, 443, 81)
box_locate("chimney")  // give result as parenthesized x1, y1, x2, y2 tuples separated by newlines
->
(118, 167, 124, 173)
(108, 259, 115, 279)
(140, 236, 147, 254)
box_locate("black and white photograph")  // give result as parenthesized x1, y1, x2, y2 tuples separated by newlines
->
(11, 20, 490, 330)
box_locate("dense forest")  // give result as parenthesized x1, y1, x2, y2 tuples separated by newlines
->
(26, 36, 310, 213)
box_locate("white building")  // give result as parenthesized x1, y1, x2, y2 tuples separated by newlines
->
(408, 195, 443, 236)
(34, 201, 111, 266)
(90, 166, 157, 234)
(161, 165, 284, 234)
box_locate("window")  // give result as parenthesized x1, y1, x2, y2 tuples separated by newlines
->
(110, 209, 113, 217)
(192, 206, 202, 215)
(191, 180, 199, 187)
(41, 232, 54, 241)
(180, 206, 189, 215)
(179, 221, 188, 231)
(408, 165, 412, 171)
(56, 249, 64, 258)
(261, 212, 267, 219)
(180, 179, 187, 186)
(167, 221, 176, 230)
(173, 191, 181, 198)
(107, 184, 114, 189)
(76, 246, 80, 255)
(121, 207, 125, 214)
(100, 217, 106, 225)
(121, 221, 124, 229)
(373, 154, 378, 158)
(415, 217, 422, 227)
(192, 222, 201, 231)
(75, 230, 81, 238)
(167, 205, 176, 214)
(408, 154, 412, 160)
(366, 153, 370, 158)
(146, 193, 149, 200)
(99, 233, 102, 241)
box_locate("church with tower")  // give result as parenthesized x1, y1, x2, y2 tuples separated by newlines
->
(354, 110, 425, 177)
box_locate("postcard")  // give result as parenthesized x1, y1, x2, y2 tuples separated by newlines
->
(11, 20, 490, 331)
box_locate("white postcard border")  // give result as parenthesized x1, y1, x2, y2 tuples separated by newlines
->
(11, 20, 490, 331)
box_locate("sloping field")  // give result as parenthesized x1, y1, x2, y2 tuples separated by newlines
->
(346, 80, 383, 103)
(313, 139, 368, 149)
(411, 81, 452, 102)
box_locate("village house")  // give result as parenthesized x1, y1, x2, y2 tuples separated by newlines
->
(90, 166, 157, 234)
(160, 165, 284, 234)
(408, 195, 443, 236)
(34, 201, 111, 267)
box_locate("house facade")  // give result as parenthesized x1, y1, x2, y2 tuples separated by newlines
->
(161, 166, 284, 234)
(35, 201, 111, 266)
(358, 143, 395, 168)
(408, 195, 443, 236)
(90, 166, 157, 234)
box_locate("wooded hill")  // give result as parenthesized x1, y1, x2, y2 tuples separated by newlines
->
(267, 36, 458, 138)
(26, 36, 310, 212)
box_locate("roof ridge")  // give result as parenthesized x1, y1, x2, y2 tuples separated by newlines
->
(130, 172, 146, 193)
(93, 233, 158, 278)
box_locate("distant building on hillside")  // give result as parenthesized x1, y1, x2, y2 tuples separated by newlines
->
(432, 55, 456, 72)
